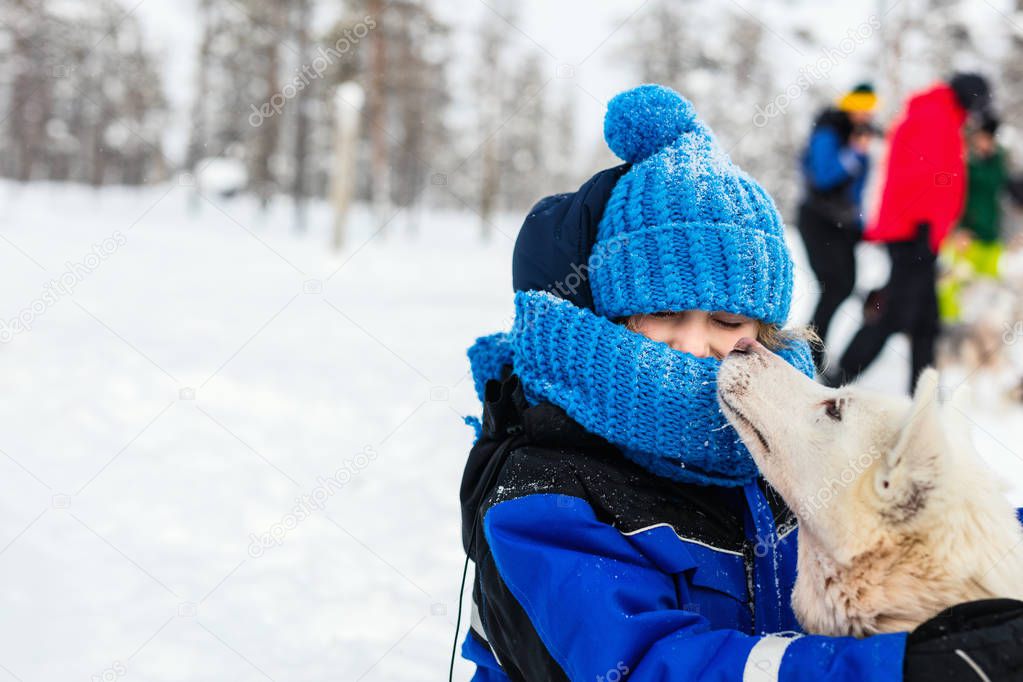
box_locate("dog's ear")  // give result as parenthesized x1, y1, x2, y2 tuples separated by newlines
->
(873, 369, 943, 520)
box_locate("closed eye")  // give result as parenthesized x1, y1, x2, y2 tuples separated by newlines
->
(823, 399, 843, 421)
(711, 313, 749, 329)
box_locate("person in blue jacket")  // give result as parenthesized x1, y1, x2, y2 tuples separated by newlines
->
(457, 84, 1023, 682)
(797, 83, 878, 372)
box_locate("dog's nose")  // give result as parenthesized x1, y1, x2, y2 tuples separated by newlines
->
(730, 337, 763, 356)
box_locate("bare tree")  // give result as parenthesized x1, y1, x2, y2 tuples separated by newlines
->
(185, 0, 215, 174)
(474, 0, 514, 239)
(1001, 0, 1023, 129)
(366, 0, 391, 232)
(248, 0, 285, 208)
(291, 0, 312, 232)
(323, 0, 451, 220)
(0, 0, 166, 185)
(3, 0, 51, 181)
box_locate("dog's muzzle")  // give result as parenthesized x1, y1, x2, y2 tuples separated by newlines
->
(718, 338, 772, 455)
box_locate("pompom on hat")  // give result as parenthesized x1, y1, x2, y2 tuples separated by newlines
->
(603, 85, 699, 163)
(589, 84, 794, 326)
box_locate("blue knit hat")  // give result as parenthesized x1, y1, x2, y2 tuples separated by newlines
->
(589, 84, 794, 326)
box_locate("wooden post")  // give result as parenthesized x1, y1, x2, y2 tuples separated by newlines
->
(331, 82, 364, 252)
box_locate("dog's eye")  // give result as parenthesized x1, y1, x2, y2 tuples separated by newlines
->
(823, 399, 842, 421)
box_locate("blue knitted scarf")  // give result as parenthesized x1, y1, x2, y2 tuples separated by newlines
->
(467, 291, 814, 487)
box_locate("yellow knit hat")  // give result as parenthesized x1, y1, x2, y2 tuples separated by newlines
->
(838, 83, 878, 113)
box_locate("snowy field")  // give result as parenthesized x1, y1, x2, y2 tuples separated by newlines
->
(0, 180, 1021, 681)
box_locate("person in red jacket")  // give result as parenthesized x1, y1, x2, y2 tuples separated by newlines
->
(825, 73, 991, 391)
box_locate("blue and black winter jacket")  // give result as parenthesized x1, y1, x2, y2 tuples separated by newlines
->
(459, 372, 906, 681)
(800, 108, 870, 227)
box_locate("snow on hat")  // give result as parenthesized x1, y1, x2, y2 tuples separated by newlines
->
(588, 84, 794, 326)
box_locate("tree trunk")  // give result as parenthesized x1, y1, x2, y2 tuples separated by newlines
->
(251, 2, 281, 209)
(292, 0, 310, 233)
(366, 0, 391, 235)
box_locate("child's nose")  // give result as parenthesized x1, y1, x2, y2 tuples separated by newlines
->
(673, 332, 711, 358)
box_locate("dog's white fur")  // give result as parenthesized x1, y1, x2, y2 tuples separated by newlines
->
(717, 340, 1023, 637)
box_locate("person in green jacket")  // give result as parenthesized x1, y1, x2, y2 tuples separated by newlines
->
(961, 114, 1008, 271)
(938, 114, 1013, 321)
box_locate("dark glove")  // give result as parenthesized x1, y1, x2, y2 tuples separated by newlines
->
(904, 599, 1023, 681)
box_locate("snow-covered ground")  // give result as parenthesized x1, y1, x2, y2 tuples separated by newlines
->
(0, 180, 1020, 681)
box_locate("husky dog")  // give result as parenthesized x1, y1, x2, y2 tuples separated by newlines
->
(717, 338, 1023, 637)
(937, 278, 1023, 405)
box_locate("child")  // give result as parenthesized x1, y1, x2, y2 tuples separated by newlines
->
(961, 113, 1010, 274)
(457, 85, 1023, 681)
(797, 82, 878, 371)
(940, 114, 1016, 322)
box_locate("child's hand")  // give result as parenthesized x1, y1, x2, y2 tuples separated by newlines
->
(949, 229, 973, 253)
(849, 132, 872, 154)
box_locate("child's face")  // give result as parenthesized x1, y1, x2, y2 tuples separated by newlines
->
(971, 130, 995, 157)
(628, 310, 759, 360)
(847, 110, 874, 126)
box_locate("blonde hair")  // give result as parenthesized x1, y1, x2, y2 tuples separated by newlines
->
(757, 322, 820, 352)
